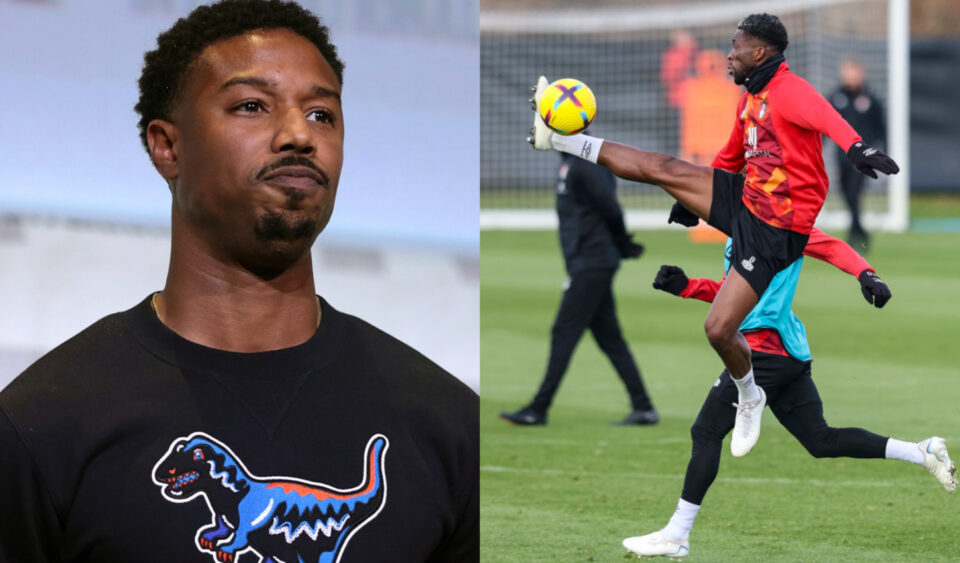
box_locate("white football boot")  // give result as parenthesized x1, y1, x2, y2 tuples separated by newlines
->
(919, 437, 957, 492)
(527, 76, 554, 151)
(730, 386, 766, 457)
(622, 530, 690, 559)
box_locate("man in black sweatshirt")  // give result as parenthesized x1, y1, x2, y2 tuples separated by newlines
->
(500, 151, 657, 426)
(829, 58, 886, 252)
(0, 2, 477, 562)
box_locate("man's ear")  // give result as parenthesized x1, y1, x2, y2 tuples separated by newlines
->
(147, 119, 180, 180)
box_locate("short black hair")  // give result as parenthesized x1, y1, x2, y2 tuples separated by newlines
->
(135, 0, 345, 152)
(738, 13, 789, 54)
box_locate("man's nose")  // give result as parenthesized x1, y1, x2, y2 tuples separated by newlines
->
(272, 108, 315, 154)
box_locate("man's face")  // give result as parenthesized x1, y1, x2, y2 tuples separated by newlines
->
(157, 29, 344, 272)
(840, 60, 865, 90)
(727, 29, 763, 85)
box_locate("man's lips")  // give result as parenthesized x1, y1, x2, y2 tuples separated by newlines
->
(261, 166, 326, 189)
(264, 175, 321, 189)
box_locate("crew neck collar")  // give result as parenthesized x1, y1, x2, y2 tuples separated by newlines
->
(123, 294, 345, 378)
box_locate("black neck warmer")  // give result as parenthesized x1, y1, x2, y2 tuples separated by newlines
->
(743, 54, 785, 94)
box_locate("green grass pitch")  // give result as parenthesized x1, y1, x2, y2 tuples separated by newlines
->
(480, 229, 960, 562)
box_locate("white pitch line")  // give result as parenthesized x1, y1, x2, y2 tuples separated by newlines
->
(488, 436, 693, 447)
(481, 465, 907, 488)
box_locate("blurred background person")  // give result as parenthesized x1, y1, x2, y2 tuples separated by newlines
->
(830, 58, 886, 252)
(500, 150, 657, 427)
(679, 49, 743, 166)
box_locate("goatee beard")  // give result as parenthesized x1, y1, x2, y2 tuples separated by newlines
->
(254, 212, 316, 242)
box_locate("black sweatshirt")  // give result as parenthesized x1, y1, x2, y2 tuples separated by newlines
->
(0, 296, 478, 563)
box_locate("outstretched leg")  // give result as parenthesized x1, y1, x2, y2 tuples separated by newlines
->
(596, 141, 716, 220)
(773, 403, 887, 460)
(771, 367, 957, 492)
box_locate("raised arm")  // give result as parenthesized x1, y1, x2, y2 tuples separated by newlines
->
(779, 78, 861, 151)
(779, 77, 898, 178)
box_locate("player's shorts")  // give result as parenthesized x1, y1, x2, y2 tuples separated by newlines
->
(707, 169, 809, 297)
(703, 351, 820, 421)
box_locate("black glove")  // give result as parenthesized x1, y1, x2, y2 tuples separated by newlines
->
(616, 234, 644, 259)
(846, 141, 899, 179)
(652, 265, 689, 296)
(668, 201, 700, 228)
(858, 269, 891, 308)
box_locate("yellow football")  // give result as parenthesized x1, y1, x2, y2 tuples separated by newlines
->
(538, 78, 597, 135)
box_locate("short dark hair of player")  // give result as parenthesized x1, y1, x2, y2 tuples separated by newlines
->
(737, 13, 789, 54)
(134, 0, 346, 152)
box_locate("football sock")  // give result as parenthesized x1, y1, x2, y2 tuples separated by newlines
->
(549, 133, 604, 164)
(885, 438, 924, 465)
(733, 368, 761, 403)
(662, 498, 700, 541)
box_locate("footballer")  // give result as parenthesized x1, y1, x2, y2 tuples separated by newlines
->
(528, 13, 899, 458)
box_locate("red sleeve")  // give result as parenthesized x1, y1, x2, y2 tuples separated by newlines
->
(711, 95, 748, 173)
(802, 227, 873, 276)
(679, 277, 722, 302)
(776, 75, 861, 152)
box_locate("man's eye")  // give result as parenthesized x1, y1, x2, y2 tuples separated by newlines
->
(235, 101, 264, 113)
(307, 109, 334, 124)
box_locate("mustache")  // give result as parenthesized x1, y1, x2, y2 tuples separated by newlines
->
(255, 156, 330, 186)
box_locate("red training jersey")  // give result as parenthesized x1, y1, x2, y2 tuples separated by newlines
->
(712, 62, 862, 234)
(678, 228, 873, 355)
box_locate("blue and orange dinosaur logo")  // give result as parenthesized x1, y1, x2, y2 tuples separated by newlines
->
(152, 432, 389, 563)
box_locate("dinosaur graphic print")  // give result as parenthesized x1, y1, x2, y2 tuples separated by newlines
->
(152, 432, 389, 563)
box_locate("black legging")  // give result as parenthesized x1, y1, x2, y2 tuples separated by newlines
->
(680, 352, 887, 505)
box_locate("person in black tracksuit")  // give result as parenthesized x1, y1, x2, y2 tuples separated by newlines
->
(500, 151, 657, 426)
(830, 58, 886, 252)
